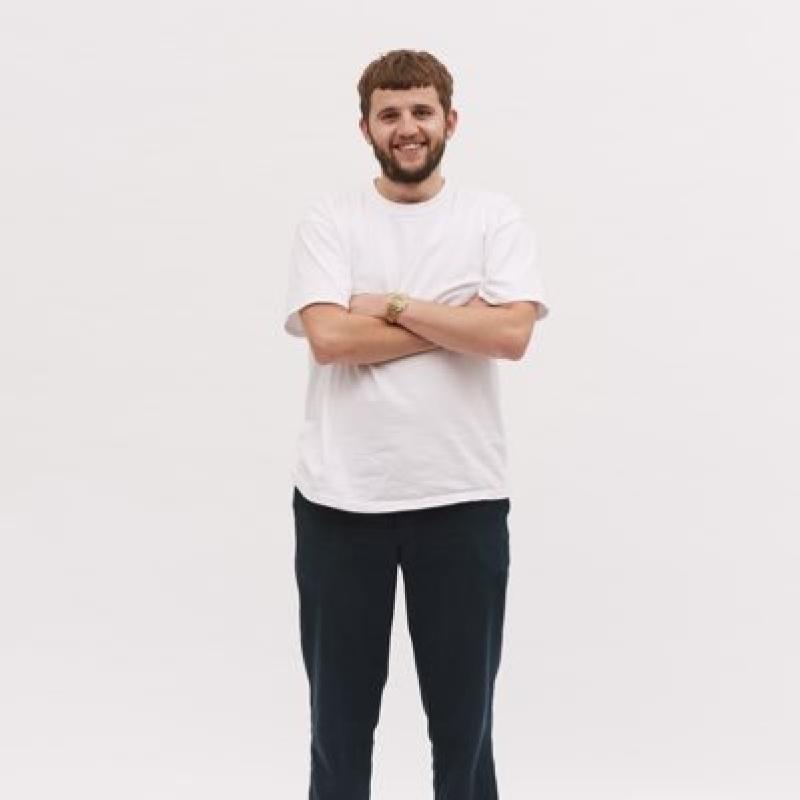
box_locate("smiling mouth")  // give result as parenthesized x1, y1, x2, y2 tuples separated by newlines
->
(395, 143, 426, 156)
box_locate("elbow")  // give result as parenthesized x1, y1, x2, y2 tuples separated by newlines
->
(299, 303, 351, 365)
(312, 348, 331, 366)
(505, 331, 533, 361)
(310, 334, 338, 365)
(315, 329, 352, 365)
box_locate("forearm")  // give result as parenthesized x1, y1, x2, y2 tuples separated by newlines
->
(397, 297, 517, 360)
(329, 314, 441, 366)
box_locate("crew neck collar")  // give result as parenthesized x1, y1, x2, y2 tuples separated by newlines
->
(367, 176, 452, 216)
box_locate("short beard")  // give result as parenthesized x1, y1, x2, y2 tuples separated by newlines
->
(370, 136, 447, 185)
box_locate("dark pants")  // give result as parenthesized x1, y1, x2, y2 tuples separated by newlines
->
(293, 485, 511, 800)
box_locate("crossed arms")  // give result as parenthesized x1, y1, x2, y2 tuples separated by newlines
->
(299, 292, 539, 366)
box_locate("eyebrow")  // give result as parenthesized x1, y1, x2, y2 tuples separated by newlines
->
(376, 104, 435, 116)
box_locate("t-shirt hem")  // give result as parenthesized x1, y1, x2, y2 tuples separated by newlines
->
(477, 291, 550, 320)
(293, 479, 510, 513)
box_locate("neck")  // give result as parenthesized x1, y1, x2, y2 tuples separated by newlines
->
(374, 172, 445, 204)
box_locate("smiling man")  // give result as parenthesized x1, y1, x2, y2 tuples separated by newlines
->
(363, 85, 448, 187)
(284, 49, 549, 799)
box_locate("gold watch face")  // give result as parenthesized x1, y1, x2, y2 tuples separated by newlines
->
(386, 294, 407, 322)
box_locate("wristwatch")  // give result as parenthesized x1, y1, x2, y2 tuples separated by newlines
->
(385, 292, 410, 324)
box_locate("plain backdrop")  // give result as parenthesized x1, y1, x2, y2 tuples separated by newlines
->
(1, 1, 798, 798)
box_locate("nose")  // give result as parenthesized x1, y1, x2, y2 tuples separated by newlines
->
(397, 111, 419, 136)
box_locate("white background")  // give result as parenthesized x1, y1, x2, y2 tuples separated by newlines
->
(2, 1, 799, 798)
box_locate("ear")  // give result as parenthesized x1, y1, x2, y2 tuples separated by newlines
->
(445, 107, 458, 138)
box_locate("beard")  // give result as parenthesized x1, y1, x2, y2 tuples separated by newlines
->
(369, 135, 447, 184)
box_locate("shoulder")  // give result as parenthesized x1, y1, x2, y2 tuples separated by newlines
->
(298, 185, 364, 228)
(453, 183, 528, 229)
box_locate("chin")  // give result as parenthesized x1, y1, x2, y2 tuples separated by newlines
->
(391, 160, 435, 182)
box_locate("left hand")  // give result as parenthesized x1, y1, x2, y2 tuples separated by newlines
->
(349, 293, 390, 319)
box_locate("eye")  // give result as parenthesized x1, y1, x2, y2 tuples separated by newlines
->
(379, 109, 432, 120)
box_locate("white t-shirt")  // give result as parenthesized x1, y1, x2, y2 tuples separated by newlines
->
(284, 176, 549, 513)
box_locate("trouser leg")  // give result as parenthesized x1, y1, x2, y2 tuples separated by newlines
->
(399, 497, 511, 800)
(293, 487, 399, 800)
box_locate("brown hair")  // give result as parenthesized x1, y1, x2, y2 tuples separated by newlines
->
(357, 49, 454, 121)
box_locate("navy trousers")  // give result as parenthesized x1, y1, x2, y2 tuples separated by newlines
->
(293, 485, 511, 800)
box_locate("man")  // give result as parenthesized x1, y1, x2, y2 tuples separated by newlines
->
(284, 49, 549, 800)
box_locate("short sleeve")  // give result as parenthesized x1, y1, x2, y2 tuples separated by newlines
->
(284, 199, 352, 338)
(479, 201, 550, 321)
